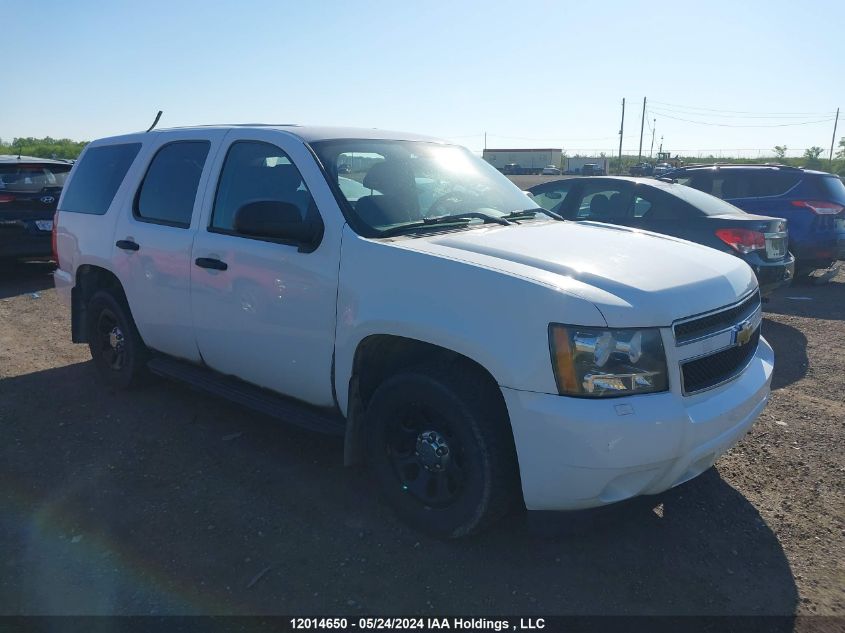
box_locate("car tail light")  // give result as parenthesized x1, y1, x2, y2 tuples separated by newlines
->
(790, 200, 845, 215)
(0, 194, 14, 203)
(51, 212, 59, 264)
(715, 228, 766, 254)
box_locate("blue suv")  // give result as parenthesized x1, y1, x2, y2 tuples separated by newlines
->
(665, 164, 845, 278)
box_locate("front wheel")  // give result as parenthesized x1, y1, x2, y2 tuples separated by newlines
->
(365, 362, 519, 538)
(85, 290, 148, 389)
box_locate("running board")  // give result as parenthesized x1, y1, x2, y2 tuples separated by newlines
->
(147, 356, 345, 436)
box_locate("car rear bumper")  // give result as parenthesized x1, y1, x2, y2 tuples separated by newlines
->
(502, 337, 773, 511)
(0, 231, 51, 258)
(749, 254, 795, 296)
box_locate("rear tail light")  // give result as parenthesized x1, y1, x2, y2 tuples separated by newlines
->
(790, 200, 845, 215)
(51, 212, 58, 264)
(715, 228, 765, 254)
(0, 194, 14, 203)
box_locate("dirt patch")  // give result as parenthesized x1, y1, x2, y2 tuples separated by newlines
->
(0, 259, 842, 615)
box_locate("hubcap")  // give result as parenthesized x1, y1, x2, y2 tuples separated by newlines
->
(386, 406, 465, 508)
(96, 309, 126, 371)
(108, 326, 124, 352)
(415, 430, 451, 472)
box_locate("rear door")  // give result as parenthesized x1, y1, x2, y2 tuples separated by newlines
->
(563, 179, 634, 225)
(112, 130, 225, 362)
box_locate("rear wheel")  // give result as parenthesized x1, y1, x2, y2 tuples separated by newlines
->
(365, 362, 518, 538)
(86, 290, 148, 389)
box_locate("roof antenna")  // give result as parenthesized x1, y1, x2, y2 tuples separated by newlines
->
(146, 110, 163, 133)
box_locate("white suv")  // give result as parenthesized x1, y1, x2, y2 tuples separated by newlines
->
(54, 125, 773, 537)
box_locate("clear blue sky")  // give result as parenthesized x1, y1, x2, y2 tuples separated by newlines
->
(2, 0, 842, 157)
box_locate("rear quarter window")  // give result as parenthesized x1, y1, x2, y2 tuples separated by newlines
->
(806, 175, 845, 204)
(60, 143, 141, 215)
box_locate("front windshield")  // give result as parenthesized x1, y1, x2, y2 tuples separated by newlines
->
(311, 139, 540, 235)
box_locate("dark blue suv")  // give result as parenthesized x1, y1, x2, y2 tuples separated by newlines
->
(665, 164, 845, 277)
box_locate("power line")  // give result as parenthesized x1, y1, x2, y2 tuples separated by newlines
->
(649, 106, 835, 120)
(649, 99, 835, 116)
(652, 112, 835, 128)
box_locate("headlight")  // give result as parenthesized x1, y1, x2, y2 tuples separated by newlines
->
(548, 324, 668, 397)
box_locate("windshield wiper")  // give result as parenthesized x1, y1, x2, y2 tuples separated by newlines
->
(380, 212, 511, 237)
(502, 208, 565, 221)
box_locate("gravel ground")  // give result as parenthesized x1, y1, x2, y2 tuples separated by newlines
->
(0, 259, 842, 616)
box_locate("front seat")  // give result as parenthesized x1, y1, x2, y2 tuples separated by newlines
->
(354, 161, 419, 227)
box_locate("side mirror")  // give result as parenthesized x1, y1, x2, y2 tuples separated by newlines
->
(233, 200, 318, 246)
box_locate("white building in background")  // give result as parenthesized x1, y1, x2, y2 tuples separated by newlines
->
(482, 148, 562, 172)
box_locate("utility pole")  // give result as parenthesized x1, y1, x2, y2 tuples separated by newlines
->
(618, 98, 625, 175)
(829, 108, 839, 165)
(638, 97, 646, 161)
(659, 135, 664, 156)
(484, 131, 487, 151)
(650, 119, 656, 159)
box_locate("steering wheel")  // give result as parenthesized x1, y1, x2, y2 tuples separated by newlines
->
(427, 190, 469, 217)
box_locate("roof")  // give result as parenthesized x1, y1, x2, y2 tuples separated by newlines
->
(91, 125, 450, 145)
(482, 148, 561, 153)
(671, 163, 833, 176)
(0, 154, 73, 165)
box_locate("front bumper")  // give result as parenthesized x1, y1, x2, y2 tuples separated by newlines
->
(503, 336, 773, 511)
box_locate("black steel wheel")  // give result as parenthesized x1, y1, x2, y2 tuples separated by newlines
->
(86, 290, 148, 389)
(366, 361, 518, 538)
(386, 403, 467, 508)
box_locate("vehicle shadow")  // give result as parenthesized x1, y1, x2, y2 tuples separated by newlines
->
(764, 272, 845, 321)
(0, 259, 55, 300)
(0, 361, 798, 618)
(762, 317, 808, 390)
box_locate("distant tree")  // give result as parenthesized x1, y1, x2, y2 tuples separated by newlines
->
(0, 136, 87, 159)
(803, 146, 824, 168)
(773, 145, 788, 160)
(837, 137, 845, 160)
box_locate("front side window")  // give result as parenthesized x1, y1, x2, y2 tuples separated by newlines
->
(311, 140, 540, 236)
(59, 143, 141, 215)
(211, 141, 312, 233)
(135, 141, 210, 227)
(532, 181, 573, 213)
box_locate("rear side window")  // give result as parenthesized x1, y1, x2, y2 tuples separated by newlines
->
(135, 141, 210, 227)
(573, 181, 630, 220)
(748, 171, 801, 197)
(676, 169, 800, 199)
(59, 143, 141, 215)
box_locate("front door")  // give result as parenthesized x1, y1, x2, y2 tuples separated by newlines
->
(190, 131, 342, 407)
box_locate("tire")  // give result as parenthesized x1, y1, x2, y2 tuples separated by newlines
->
(85, 290, 148, 390)
(365, 361, 519, 538)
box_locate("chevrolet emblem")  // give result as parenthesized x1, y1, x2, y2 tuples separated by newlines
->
(734, 320, 755, 346)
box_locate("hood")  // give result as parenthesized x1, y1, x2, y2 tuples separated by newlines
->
(395, 221, 757, 327)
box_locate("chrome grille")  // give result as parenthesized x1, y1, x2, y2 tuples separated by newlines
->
(681, 328, 760, 394)
(673, 290, 761, 345)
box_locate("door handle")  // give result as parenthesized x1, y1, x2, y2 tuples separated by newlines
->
(195, 257, 228, 271)
(116, 239, 139, 251)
